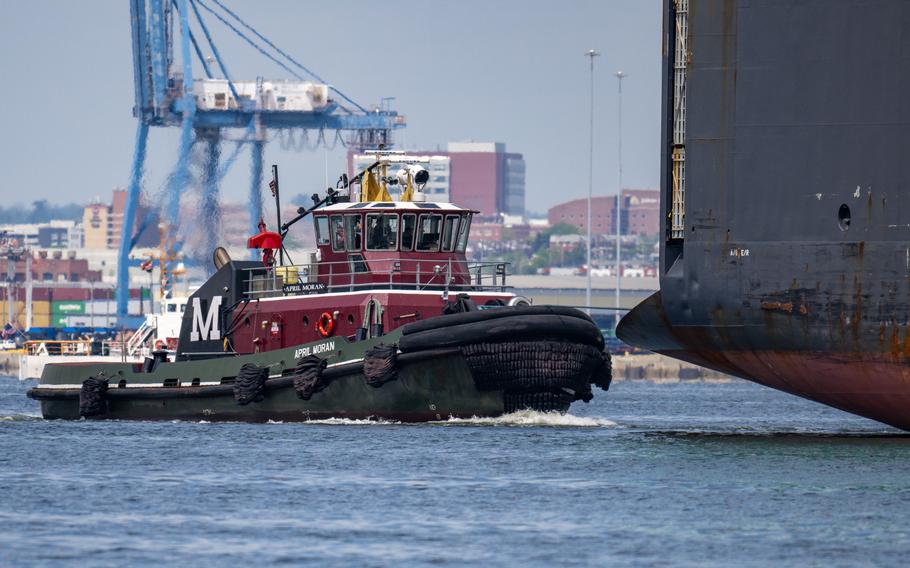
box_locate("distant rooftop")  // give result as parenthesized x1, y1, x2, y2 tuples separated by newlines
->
(446, 142, 506, 153)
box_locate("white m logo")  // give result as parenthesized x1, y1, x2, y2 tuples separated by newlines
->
(190, 296, 222, 341)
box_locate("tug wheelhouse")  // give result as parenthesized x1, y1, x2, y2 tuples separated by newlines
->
(230, 154, 516, 352)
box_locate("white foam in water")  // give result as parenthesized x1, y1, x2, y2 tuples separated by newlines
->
(438, 410, 617, 428)
(0, 413, 42, 422)
(298, 417, 403, 426)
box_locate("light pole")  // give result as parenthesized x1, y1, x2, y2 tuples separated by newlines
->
(614, 70, 627, 327)
(584, 49, 600, 312)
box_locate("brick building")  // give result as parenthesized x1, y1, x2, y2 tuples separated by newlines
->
(83, 189, 159, 250)
(3, 251, 102, 284)
(547, 189, 660, 237)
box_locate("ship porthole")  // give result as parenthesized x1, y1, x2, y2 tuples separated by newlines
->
(838, 204, 851, 231)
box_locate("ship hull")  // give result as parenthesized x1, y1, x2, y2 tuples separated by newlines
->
(30, 350, 503, 422)
(619, 0, 910, 430)
(619, 292, 910, 430)
(28, 307, 611, 422)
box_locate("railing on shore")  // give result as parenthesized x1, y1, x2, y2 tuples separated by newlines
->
(241, 258, 510, 299)
(24, 339, 130, 358)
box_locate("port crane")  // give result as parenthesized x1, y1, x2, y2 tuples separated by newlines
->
(120, 0, 404, 321)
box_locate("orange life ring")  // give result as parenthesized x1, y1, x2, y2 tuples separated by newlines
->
(154, 339, 166, 351)
(317, 312, 334, 337)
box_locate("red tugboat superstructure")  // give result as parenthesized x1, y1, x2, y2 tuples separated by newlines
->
(232, 153, 527, 352)
(29, 153, 611, 422)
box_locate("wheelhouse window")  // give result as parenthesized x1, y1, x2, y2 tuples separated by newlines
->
(344, 215, 362, 251)
(456, 214, 472, 252)
(315, 216, 330, 246)
(330, 215, 345, 252)
(441, 215, 460, 252)
(365, 214, 399, 251)
(401, 214, 417, 251)
(416, 214, 443, 252)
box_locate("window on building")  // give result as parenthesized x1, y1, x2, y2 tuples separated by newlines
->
(330, 215, 345, 252)
(401, 214, 416, 251)
(365, 214, 399, 251)
(344, 215, 362, 251)
(456, 214, 472, 252)
(315, 216, 330, 246)
(441, 215, 460, 252)
(416, 214, 443, 252)
(42, 272, 53, 281)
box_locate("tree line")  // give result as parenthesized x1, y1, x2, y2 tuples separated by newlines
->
(0, 200, 84, 224)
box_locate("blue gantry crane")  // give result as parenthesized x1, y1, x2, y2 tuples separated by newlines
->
(120, 0, 404, 321)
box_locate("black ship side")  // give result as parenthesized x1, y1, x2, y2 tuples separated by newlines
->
(618, 0, 910, 429)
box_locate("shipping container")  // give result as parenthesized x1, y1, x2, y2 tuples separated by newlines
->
(31, 300, 51, 315)
(129, 288, 152, 299)
(0, 301, 26, 317)
(86, 300, 116, 314)
(30, 313, 51, 328)
(86, 299, 153, 316)
(30, 288, 51, 301)
(64, 315, 118, 328)
(52, 300, 86, 315)
(49, 288, 91, 301)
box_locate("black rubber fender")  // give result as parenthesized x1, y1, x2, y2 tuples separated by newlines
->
(233, 363, 268, 405)
(400, 305, 595, 336)
(363, 344, 398, 387)
(79, 376, 109, 417)
(293, 355, 328, 400)
(399, 313, 604, 353)
(462, 341, 602, 393)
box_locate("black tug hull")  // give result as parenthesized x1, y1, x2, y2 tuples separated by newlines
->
(29, 307, 610, 422)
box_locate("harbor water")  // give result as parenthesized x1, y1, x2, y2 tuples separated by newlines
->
(2, 375, 909, 567)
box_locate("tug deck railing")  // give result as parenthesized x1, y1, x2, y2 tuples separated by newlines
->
(241, 258, 510, 299)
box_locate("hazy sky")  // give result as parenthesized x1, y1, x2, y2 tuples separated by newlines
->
(0, 1, 661, 215)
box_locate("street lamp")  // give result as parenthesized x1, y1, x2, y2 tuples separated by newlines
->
(584, 49, 600, 313)
(614, 70, 627, 327)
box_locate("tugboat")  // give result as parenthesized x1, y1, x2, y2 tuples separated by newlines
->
(28, 154, 611, 422)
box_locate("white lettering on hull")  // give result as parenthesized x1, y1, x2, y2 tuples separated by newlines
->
(190, 296, 223, 341)
(294, 340, 336, 360)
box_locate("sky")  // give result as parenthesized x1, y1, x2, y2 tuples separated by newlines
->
(0, 0, 662, 216)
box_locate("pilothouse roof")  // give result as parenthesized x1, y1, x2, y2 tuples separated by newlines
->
(318, 201, 475, 213)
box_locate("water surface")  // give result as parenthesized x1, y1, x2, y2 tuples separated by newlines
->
(2, 376, 908, 567)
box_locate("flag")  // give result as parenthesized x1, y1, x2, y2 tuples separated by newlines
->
(269, 179, 278, 197)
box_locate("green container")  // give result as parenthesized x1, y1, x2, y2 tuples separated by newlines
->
(52, 314, 69, 327)
(52, 301, 85, 315)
